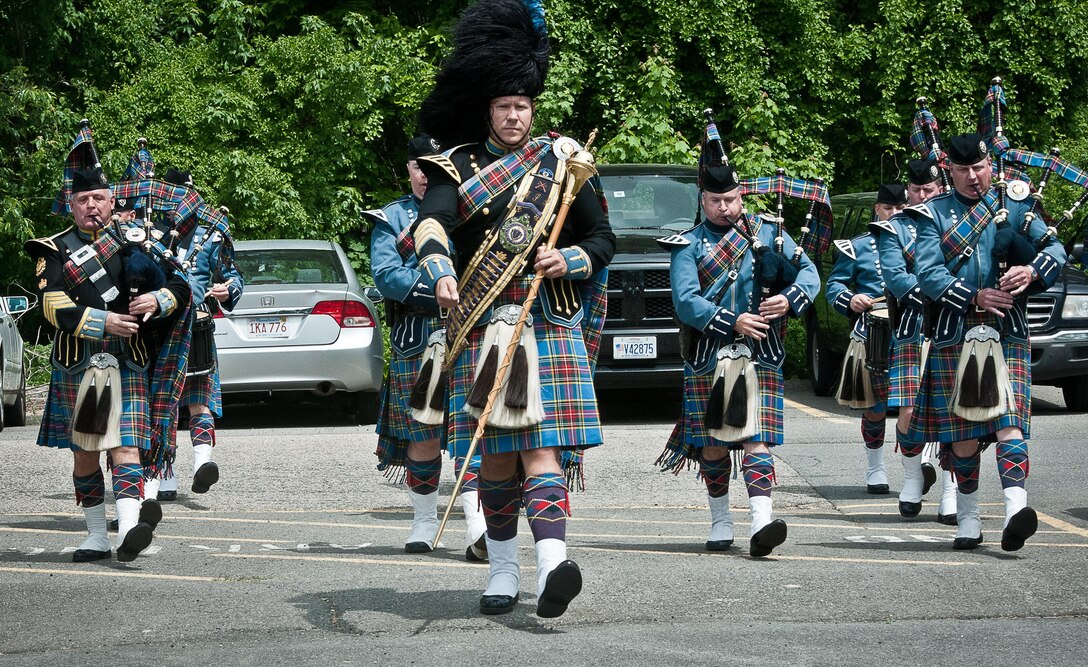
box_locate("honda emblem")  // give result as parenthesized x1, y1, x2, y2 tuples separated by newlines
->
(261, 296, 275, 307)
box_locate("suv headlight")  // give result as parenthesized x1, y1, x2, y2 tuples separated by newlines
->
(1062, 295, 1088, 320)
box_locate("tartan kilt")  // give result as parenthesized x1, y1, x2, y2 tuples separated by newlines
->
(374, 347, 444, 460)
(887, 338, 923, 408)
(38, 365, 150, 451)
(447, 276, 603, 457)
(179, 366, 222, 416)
(909, 314, 1031, 443)
(658, 360, 783, 470)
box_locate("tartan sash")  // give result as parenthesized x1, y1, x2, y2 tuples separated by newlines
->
(456, 138, 551, 222)
(697, 216, 759, 292)
(395, 226, 414, 260)
(939, 190, 1000, 265)
(61, 232, 124, 293)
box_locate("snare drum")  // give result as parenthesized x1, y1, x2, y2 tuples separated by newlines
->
(864, 308, 892, 375)
(187, 310, 216, 376)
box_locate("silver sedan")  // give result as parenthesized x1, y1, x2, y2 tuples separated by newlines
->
(216, 239, 384, 422)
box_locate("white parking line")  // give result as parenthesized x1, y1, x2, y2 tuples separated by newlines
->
(783, 397, 853, 424)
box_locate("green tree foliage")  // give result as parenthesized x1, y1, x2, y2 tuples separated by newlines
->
(4, 0, 1088, 300)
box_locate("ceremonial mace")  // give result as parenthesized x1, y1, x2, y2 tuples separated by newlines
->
(432, 131, 600, 548)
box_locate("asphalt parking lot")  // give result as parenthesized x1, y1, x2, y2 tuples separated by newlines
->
(1, 381, 1086, 665)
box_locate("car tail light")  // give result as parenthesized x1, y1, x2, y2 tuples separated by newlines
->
(311, 300, 375, 328)
(212, 309, 224, 319)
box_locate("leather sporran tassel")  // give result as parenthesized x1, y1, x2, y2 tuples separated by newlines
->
(853, 358, 868, 406)
(979, 349, 1000, 408)
(705, 373, 726, 430)
(408, 355, 434, 410)
(73, 374, 99, 434)
(958, 345, 980, 409)
(504, 339, 529, 409)
(467, 341, 499, 409)
(724, 366, 748, 428)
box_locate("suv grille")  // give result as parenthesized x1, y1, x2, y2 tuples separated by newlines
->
(606, 268, 675, 323)
(1027, 296, 1055, 332)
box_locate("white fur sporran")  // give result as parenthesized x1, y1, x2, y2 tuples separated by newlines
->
(836, 335, 875, 409)
(708, 343, 759, 443)
(951, 325, 1014, 422)
(71, 353, 123, 451)
(464, 305, 545, 429)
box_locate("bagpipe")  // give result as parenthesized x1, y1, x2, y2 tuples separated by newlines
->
(909, 97, 952, 192)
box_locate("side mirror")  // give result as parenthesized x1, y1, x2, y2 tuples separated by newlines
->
(362, 286, 384, 304)
(5, 295, 29, 315)
(1072, 242, 1084, 263)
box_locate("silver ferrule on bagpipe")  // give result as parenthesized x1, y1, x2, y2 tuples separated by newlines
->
(792, 177, 822, 268)
(703, 108, 729, 166)
(1061, 186, 1088, 223)
(915, 98, 952, 193)
(1022, 147, 1061, 248)
(773, 167, 786, 255)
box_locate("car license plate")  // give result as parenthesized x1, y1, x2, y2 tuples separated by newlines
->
(248, 316, 289, 338)
(613, 336, 657, 359)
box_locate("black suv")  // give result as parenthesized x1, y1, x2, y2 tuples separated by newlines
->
(806, 192, 1088, 410)
(594, 164, 699, 389)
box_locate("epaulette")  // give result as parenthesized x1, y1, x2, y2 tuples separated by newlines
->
(902, 203, 934, 221)
(418, 143, 473, 183)
(360, 208, 388, 226)
(23, 226, 72, 257)
(833, 238, 857, 260)
(868, 218, 897, 236)
(655, 233, 692, 251)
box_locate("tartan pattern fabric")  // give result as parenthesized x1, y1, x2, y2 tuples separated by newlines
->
(909, 106, 950, 169)
(456, 138, 550, 221)
(73, 470, 106, 508)
(580, 268, 609, 369)
(61, 232, 124, 290)
(658, 362, 785, 471)
(699, 455, 732, 498)
(861, 414, 886, 450)
(742, 452, 775, 498)
(146, 304, 193, 478)
(179, 367, 222, 416)
(123, 146, 155, 182)
(480, 476, 521, 541)
(453, 456, 481, 493)
(39, 362, 150, 451)
(395, 226, 414, 259)
(189, 413, 215, 448)
(374, 378, 409, 478)
(909, 311, 1031, 443)
(888, 338, 923, 408)
(375, 343, 444, 446)
(51, 124, 97, 216)
(111, 462, 144, 501)
(523, 473, 569, 542)
(1005, 148, 1088, 188)
(739, 175, 833, 255)
(406, 456, 442, 495)
(697, 217, 756, 289)
(949, 450, 981, 494)
(446, 276, 603, 456)
(996, 439, 1030, 488)
(978, 82, 1007, 150)
(940, 189, 1001, 262)
(896, 430, 925, 458)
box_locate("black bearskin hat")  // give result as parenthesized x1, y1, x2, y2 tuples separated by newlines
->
(419, 0, 549, 146)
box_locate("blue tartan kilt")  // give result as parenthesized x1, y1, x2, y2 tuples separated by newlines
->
(659, 360, 784, 470)
(375, 350, 444, 442)
(38, 365, 151, 451)
(909, 313, 1030, 443)
(446, 277, 603, 457)
(179, 365, 222, 416)
(888, 338, 923, 408)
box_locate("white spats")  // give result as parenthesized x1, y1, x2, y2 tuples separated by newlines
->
(707, 494, 735, 542)
(193, 443, 214, 471)
(405, 489, 439, 550)
(899, 454, 924, 504)
(483, 536, 520, 598)
(79, 503, 109, 553)
(461, 489, 487, 550)
(956, 490, 981, 539)
(749, 495, 773, 535)
(533, 538, 567, 598)
(939, 470, 958, 516)
(865, 447, 888, 486)
(1003, 486, 1028, 528)
(115, 497, 142, 545)
(159, 472, 178, 493)
(144, 476, 161, 502)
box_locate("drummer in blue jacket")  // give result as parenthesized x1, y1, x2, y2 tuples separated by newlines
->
(825, 184, 906, 494)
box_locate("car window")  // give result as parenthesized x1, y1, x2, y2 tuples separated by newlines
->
(600, 174, 698, 231)
(235, 249, 346, 285)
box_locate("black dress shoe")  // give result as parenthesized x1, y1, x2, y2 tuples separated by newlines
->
(116, 522, 154, 562)
(705, 539, 734, 552)
(1001, 507, 1038, 552)
(140, 499, 162, 531)
(72, 548, 111, 563)
(536, 560, 582, 618)
(750, 519, 788, 558)
(921, 462, 937, 495)
(952, 533, 984, 550)
(107, 519, 119, 532)
(404, 541, 433, 554)
(479, 593, 519, 615)
(866, 484, 890, 495)
(192, 461, 219, 494)
(898, 500, 922, 518)
(937, 513, 958, 526)
(465, 534, 488, 562)
(157, 490, 178, 502)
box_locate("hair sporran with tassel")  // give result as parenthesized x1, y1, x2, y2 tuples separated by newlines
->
(706, 342, 760, 442)
(464, 305, 544, 429)
(951, 324, 1014, 421)
(71, 353, 123, 451)
(836, 323, 877, 409)
(409, 328, 449, 425)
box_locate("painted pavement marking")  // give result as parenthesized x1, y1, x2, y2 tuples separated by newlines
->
(0, 565, 225, 582)
(783, 397, 853, 424)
